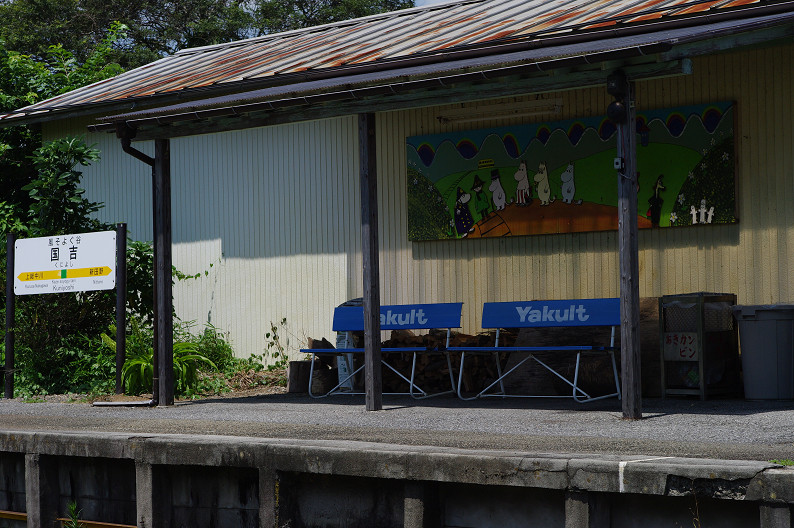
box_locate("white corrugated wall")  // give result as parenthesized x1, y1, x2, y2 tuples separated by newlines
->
(43, 42, 794, 358)
(45, 116, 363, 359)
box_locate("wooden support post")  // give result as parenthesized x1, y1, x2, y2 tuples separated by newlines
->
(4, 233, 15, 399)
(615, 75, 643, 420)
(116, 223, 127, 395)
(154, 139, 174, 406)
(359, 113, 382, 411)
(116, 126, 162, 403)
(151, 158, 160, 405)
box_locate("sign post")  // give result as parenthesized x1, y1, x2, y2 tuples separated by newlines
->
(4, 233, 15, 399)
(115, 223, 127, 395)
(4, 230, 118, 399)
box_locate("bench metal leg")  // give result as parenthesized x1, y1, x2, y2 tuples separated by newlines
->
(571, 351, 622, 403)
(308, 354, 365, 398)
(611, 350, 622, 401)
(456, 350, 622, 402)
(310, 353, 455, 399)
(409, 353, 455, 399)
(493, 351, 507, 396)
(457, 353, 532, 399)
(456, 353, 481, 401)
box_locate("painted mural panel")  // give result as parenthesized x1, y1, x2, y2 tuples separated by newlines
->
(406, 102, 736, 241)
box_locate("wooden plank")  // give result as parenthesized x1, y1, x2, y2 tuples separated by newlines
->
(56, 518, 135, 528)
(0, 510, 26, 520)
(615, 75, 642, 419)
(359, 113, 382, 411)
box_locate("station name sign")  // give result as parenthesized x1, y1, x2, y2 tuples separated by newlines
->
(14, 231, 116, 295)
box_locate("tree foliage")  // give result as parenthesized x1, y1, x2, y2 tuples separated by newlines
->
(0, 0, 415, 68)
(24, 136, 103, 236)
(0, 22, 126, 220)
(255, 0, 414, 33)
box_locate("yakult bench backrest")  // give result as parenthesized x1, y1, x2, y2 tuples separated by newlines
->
(481, 298, 620, 330)
(332, 302, 463, 333)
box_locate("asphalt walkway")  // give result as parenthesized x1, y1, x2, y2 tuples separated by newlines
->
(1, 394, 792, 462)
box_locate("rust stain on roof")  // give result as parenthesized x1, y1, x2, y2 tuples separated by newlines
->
(1, 0, 776, 120)
(673, 1, 723, 15)
(722, 0, 759, 6)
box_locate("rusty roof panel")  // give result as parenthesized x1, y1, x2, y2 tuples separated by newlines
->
(2, 0, 785, 123)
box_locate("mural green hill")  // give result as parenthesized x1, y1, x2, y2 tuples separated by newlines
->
(407, 102, 736, 240)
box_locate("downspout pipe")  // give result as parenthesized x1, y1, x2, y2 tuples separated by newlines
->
(98, 123, 158, 408)
(118, 124, 154, 167)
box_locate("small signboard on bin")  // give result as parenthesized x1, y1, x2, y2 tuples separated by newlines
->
(663, 332, 699, 361)
(14, 231, 116, 295)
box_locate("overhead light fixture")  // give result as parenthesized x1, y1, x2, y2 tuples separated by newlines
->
(436, 99, 562, 125)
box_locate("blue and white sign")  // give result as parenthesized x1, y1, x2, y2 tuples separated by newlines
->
(481, 298, 620, 328)
(333, 303, 463, 331)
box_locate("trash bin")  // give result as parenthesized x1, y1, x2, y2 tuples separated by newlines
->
(659, 293, 740, 399)
(733, 304, 794, 400)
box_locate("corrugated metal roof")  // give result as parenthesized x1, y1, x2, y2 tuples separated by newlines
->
(1, 0, 792, 124)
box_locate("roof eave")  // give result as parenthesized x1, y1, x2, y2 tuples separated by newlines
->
(2, 1, 793, 129)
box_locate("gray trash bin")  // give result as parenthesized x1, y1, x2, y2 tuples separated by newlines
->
(733, 304, 794, 399)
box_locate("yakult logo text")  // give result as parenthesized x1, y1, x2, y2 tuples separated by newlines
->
(380, 308, 428, 326)
(515, 304, 590, 323)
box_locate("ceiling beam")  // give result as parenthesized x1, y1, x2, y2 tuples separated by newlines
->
(127, 58, 691, 141)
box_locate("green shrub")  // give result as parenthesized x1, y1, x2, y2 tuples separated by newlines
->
(173, 320, 236, 373)
(195, 323, 236, 372)
(119, 320, 217, 397)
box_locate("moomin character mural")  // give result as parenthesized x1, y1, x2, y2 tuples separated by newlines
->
(514, 160, 532, 206)
(406, 102, 737, 241)
(489, 169, 509, 211)
(533, 162, 554, 206)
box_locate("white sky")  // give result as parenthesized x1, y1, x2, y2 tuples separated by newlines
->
(415, 0, 452, 5)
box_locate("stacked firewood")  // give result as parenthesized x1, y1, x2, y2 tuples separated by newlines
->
(305, 330, 513, 394)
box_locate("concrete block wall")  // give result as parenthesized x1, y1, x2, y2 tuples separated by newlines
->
(0, 432, 791, 528)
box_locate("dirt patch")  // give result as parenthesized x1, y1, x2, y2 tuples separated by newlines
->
(12, 369, 288, 404)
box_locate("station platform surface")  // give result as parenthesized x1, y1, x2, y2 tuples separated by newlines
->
(1, 394, 792, 462)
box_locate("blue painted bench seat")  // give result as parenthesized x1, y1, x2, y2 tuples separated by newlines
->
(448, 299, 622, 402)
(300, 303, 462, 398)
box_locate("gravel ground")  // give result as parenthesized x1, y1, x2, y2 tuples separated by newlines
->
(1, 393, 793, 462)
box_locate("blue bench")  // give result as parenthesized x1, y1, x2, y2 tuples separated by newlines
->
(301, 302, 462, 399)
(448, 299, 622, 402)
